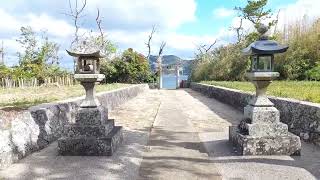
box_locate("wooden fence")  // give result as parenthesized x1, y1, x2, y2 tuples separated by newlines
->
(0, 75, 75, 88)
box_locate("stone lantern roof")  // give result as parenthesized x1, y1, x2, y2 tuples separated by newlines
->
(242, 24, 289, 55)
(66, 50, 105, 58)
(242, 40, 289, 55)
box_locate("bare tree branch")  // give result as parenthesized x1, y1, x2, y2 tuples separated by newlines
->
(66, 0, 87, 47)
(65, 0, 87, 72)
(145, 25, 156, 61)
(158, 41, 166, 56)
(198, 40, 217, 53)
(230, 18, 244, 43)
(96, 8, 104, 48)
(273, 9, 281, 34)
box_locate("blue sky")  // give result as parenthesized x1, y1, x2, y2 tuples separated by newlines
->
(176, 0, 296, 36)
(0, 0, 319, 70)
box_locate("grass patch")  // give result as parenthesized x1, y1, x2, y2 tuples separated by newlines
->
(201, 81, 320, 103)
(0, 83, 131, 109)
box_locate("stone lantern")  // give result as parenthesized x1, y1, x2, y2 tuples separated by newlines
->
(66, 50, 105, 108)
(58, 49, 123, 156)
(229, 24, 301, 155)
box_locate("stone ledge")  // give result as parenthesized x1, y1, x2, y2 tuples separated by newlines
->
(0, 84, 148, 169)
(191, 82, 320, 146)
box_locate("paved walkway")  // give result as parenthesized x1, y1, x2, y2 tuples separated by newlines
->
(0, 89, 319, 180)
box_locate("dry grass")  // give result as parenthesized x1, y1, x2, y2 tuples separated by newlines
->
(0, 83, 131, 109)
(201, 81, 320, 103)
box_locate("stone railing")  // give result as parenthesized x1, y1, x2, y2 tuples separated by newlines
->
(190, 82, 320, 146)
(0, 84, 149, 169)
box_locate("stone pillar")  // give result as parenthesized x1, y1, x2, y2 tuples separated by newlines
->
(229, 72, 301, 155)
(80, 82, 100, 108)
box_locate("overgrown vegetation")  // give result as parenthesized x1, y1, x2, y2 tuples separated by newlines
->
(201, 81, 320, 103)
(275, 18, 320, 80)
(191, 0, 320, 82)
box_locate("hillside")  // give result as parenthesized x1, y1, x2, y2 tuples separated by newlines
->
(149, 55, 193, 75)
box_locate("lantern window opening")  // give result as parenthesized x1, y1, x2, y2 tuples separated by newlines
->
(251, 54, 274, 72)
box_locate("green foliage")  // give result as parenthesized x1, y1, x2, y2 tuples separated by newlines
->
(191, 43, 250, 82)
(305, 63, 320, 80)
(101, 48, 153, 84)
(1, 26, 70, 81)
(0, 65, 11, 78)
(275, 18, 320, 80)
(235, 0, 276, 28)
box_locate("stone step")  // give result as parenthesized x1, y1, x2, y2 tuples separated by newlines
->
(75, 107, 108, 125)
(58, 126, 123, 156)
(246, 123, 288, 137)
(63, 119, 114, 138)
(244, 105, 280, 124)
(230, 125, 301, 156)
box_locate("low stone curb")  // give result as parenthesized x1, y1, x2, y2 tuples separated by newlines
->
(190, 82, 320, 146)
(0, 84, 149, 169)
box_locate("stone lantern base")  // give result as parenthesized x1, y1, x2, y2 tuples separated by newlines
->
(229, 103, 301, 156)
(229, 100, 301, 156)
(229, 127, 301, 156)
(229, 72, 301, 156)
(58, 107, 123, 156)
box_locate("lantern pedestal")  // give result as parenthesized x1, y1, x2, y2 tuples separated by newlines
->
(75, 74, 105, 108)
(229, 72, 301, 155)
(58, 106, 123, 156)
(58, 50, 123, 156)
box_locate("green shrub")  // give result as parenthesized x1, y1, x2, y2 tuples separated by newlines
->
(101, 48, 153, 84)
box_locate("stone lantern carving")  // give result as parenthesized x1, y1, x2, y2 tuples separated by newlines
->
(229, 24, 301, 155)
(58, 49, 123, 156)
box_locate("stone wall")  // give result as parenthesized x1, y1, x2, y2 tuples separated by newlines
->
(190, 82, 320, 145)
(0, 84, 148, 169)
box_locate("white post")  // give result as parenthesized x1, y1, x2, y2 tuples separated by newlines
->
(158, 56, 162, 89)
(176, 65, 180, 89)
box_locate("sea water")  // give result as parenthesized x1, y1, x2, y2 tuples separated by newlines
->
(162, 74, 189, 89)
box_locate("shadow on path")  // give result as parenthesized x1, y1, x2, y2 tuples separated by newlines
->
(184, 88, 320, 179)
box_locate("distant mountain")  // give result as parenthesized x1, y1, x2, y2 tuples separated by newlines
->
(149, 55, 193, 75)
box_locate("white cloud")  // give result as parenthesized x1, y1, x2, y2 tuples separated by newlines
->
(26, 13, 74, 38)
(0, 0, 199, 68)
(0, 9, 21, 32)
(213, 8, 235, 18)
(277, 0, 320, 29)
(86, 0, 197, 30)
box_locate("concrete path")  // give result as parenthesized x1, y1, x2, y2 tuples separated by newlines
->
(0, 89, 319, 180)
(138, 90, 221, 179)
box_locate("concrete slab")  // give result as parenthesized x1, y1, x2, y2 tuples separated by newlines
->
(138, 90, 221, 180)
